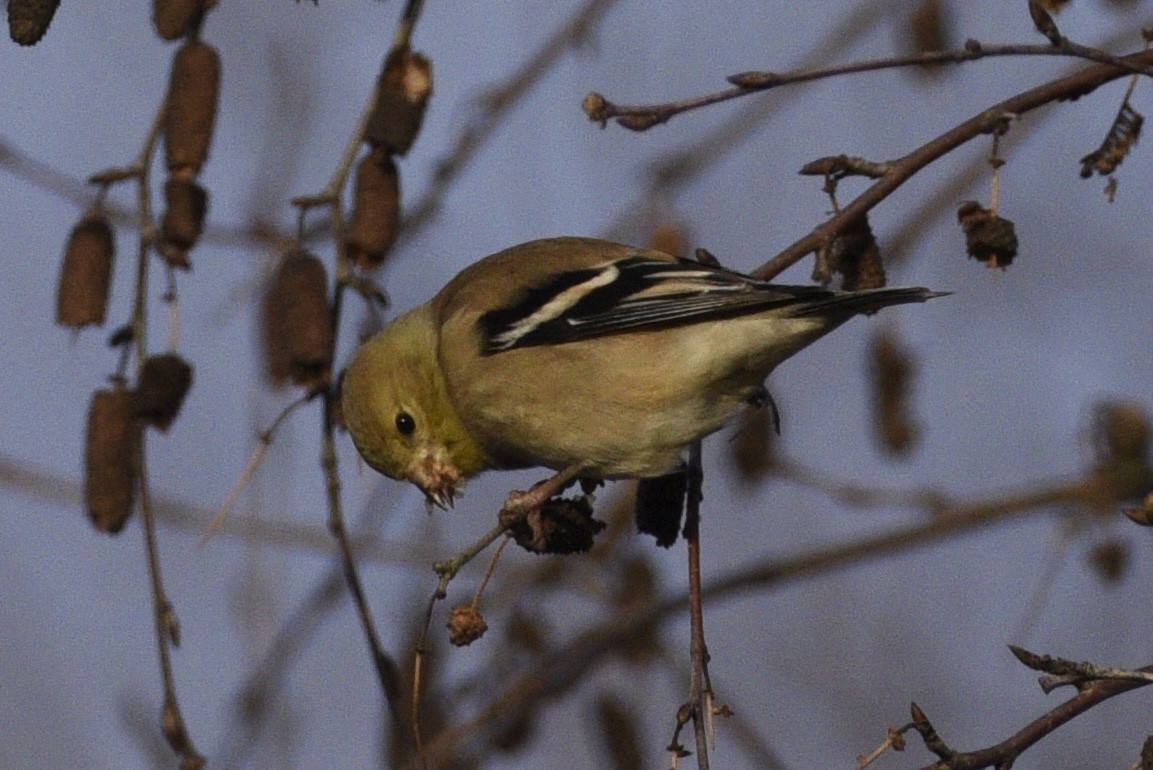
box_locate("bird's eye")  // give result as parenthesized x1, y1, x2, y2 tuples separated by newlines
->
(395, 411, 416, 436)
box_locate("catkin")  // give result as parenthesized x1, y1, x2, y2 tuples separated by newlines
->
(365, 48, 433, 156)
(85, 388, 140, 534)
(160, 177, 208, 267)
(7, 0, 60, 46)
(135, 354, 193, 432)
(346, 149, 400, 270)
(153, 0, 204, 41)
(56, 211, 115, 329)
(164, 39, 220, 178)
(269, 250, 333, 389)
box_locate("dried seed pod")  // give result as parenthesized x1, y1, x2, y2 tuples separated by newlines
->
(446, 605, 487, 647)
(832, 214, 886, 291)
(164, 39, 220, 178)
(957, 201, 1017, 268)
(85, 387, 140, 534)
(907, 0, 952, 77)
(269, 249, 334, 389)
(7, 0, 60, 46)
(869, 328, 920, 457)
(346, 149, 400, 270)
(1080, 101, 1143, 179)
(152, 0, 210, 41)
(160, 177, 208, 266)
(57, 210, 116, 329)
(364, 47, 433, 156)
(499, 495, 606, 554)
(1088, 400, 1153, 507)
(134, 354, 193, 432)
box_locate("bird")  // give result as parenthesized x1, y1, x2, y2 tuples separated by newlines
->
(341, 236, 944, 512)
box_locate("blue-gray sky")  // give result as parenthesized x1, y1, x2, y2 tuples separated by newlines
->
(2, 2, 1152, 768)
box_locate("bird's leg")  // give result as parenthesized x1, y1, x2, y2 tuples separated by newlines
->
(502, 464, 586, 515)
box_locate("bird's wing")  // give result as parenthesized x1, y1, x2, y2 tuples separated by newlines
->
(478, 256, 836, 354)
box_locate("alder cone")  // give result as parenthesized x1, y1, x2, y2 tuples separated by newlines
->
(346, 149, 400, 270)
(85, 388, 141, 534)
(8, 0, 60, 46)
(160, 177, 208, 267)
(135, 354, 194, 432)
(268, 250, 333, 389)
(364, 47, 433, 156)
(56, 211, 115, 329)
(152, 0, 213, 41)
(164, 39, 221, 177)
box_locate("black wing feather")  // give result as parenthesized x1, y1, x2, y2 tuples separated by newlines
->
(479, 256, 934, 354)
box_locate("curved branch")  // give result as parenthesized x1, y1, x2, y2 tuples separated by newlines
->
(753, 47, 1153, 279)
(914, 666, 1153, 769)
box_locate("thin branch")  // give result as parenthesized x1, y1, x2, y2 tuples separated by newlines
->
(598, 0, 908, 240)
(586, 40, 1153, 131)
(404, 480, 1085, 766)
(754, 47, 1153, 279)
(287, 0, 434, 733)
(138, 453, 205, 768)
(683, 441, 711, 769)
(910, 662, 1153, 769)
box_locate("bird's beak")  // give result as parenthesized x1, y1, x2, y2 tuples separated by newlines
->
(425, 485, 456, 511)
(407, 443, 464, 512)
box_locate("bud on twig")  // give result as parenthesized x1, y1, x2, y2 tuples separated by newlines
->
(957, 201, 1017, 268)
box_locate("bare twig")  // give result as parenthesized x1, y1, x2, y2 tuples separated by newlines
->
(908, 660, 1153, 769)
(754, 47, 1153, 279)
(138, 454, 205, 768)
(405, 479, 1085, 766)
(586, 41, 1153, 131)
(203, 391, 317, 544)
(682, 441, 711, 769)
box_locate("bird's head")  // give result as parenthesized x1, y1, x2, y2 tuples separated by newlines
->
(341, 307, 491, 509)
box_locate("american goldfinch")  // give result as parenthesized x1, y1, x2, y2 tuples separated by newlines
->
(342, 237, 942, 509)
